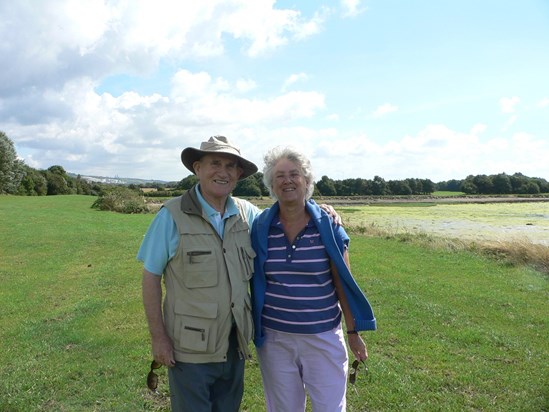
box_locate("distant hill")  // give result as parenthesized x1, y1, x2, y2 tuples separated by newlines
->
(68, 172, 170, 186)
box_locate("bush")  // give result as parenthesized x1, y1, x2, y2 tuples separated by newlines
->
(143, 189, 183, 198)
(91, 187, 149, 214)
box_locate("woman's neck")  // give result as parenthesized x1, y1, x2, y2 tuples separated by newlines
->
(278, 202, 306, 222)
(278, 202, 309, 244)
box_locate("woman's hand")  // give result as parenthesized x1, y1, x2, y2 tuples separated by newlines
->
(348, 333, 368, 362)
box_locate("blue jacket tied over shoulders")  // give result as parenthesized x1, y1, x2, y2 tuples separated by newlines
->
(251, 199, 376, 348)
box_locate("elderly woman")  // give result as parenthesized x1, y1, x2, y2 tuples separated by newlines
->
(251, 146, 376, 412)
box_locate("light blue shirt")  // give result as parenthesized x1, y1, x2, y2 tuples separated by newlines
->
(137, 185, 260, 276)
(195, 184, 235, 238)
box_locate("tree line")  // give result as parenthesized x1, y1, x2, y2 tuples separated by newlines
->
(2, 130, 548, 197)
(1, 132, 99, 196)
(438, 173, 549, 195)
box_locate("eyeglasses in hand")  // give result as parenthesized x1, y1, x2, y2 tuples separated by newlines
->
(349, 359, 368, 386)
(147, 360, 162, 392)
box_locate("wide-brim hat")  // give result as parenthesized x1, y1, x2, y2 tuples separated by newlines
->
(181, 135, 258, 180)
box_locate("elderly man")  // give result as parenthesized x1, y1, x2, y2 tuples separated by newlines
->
(138, 136, 260, 411)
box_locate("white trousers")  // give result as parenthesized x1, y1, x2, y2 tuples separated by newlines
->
(256, 325, 349, 412)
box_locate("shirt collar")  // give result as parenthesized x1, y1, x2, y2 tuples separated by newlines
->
(196, 184, 239, 220)
(271, 209, 312, 228)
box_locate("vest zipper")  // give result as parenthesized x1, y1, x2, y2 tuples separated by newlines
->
(184, 326, 206, 341)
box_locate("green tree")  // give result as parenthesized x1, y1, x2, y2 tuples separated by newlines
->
(0, 131, 25, 194)
(316, 175, 337, 196)
(250, 172, 269, 196)
(75, 175, 93, 195)
(492, 173, 512, 194)
(176, 174, 199, 190)
(460, 176, 477, 194)
(355, 178, 372, 195)
(346, 178, 369, 196)
(473, 174, 493, 194)
(234, 176, 262, 196)
(420, 179, 436, 194)
(533, 177, 549, 193)
(404, 178, 420, 194)
(436, 179, 462, 192)
(17, 165, 47, 196)
(371, 176, 387, 195)
(509, 173, 529, 193)
(43, 165, 72, 195)
(525, 181, 540, 194)
(388, 180, 410, 195)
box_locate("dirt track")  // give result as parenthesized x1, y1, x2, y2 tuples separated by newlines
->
(319, 195, 549, 205)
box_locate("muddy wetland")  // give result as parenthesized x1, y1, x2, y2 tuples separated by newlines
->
(339, 201, 549, 246)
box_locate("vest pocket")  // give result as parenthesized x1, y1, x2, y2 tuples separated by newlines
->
(183, 249, 218, 288)
(238, 246, 256, 281)
(173, 300, 218, 353)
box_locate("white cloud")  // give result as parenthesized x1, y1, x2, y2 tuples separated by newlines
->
(499, 96, 520, 113)
(235, 79, 257, 93)
(470, 124, 487, 135)
(168, 70, 324, 125)
(282, 73, 309, 91)
(219, 1, 325, 56)
(372, 103, 398, 118)
(340, 0, 367, 17)
(8, 68, 325, 180)
(0, 0, 326, 96)
(502, 114, 517, 131)
(538, 97, 549, 107)
(307, 123, 548, 182)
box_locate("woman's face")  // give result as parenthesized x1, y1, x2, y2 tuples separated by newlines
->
(272, 158, 308, 204)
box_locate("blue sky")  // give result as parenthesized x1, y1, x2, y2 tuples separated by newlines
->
(1, 0, 548, 182)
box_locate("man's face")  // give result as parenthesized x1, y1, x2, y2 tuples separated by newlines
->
(193, 154, 243, 203)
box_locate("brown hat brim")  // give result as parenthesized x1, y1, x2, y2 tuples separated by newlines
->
(181, 147, 258, 180)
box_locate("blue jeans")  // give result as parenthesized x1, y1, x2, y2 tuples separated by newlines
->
(168, 327, 244, 412)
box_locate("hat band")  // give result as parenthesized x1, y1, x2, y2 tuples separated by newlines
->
(200, 142, 241, 156)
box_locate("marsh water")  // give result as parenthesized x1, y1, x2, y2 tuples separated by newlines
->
(340, 201, 549, 246)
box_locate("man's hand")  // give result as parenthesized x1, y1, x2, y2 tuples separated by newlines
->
(319, 203, 342, 226)
(152, 333, 176, 367)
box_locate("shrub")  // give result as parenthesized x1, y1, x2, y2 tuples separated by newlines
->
(91, 187, 149, 214)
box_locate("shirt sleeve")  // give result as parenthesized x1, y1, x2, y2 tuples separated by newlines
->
(136, 207, 179, 276)
(242, 200, 262, 226)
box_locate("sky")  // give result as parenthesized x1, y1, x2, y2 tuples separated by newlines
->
(1, 0, 548, 183)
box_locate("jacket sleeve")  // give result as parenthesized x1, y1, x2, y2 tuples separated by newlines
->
(250, 211, 267, 347)
(313, 202, 377, 331)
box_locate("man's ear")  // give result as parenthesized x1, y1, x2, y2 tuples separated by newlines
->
(192, 160, 201, 175)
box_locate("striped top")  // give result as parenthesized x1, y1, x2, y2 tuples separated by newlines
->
(262, 215, 342, 334)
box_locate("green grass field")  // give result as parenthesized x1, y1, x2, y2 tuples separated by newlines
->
(1, 195, 547, 411)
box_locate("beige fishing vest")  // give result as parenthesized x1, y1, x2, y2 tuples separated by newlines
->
(162, 187, 255, 363)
